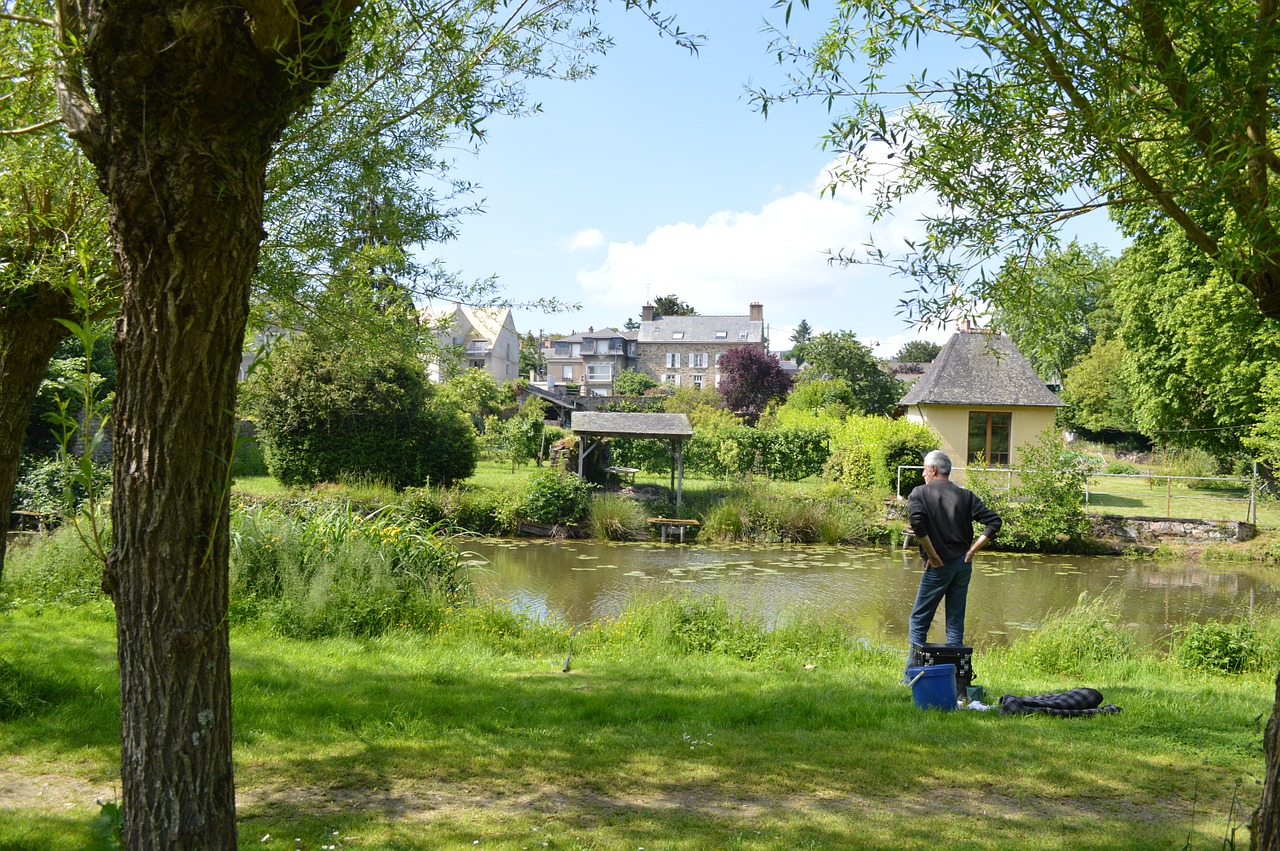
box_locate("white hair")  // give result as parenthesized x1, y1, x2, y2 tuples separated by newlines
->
(924, 450, 952, 476)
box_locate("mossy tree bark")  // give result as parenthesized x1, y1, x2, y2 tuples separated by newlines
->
(59, 1, 355, 846)
(0, 286, 71, 583)
(1256, 670, 1280, 851)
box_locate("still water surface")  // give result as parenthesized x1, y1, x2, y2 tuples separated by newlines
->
(463, 539, 1278, 646)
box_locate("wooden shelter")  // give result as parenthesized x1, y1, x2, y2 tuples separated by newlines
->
(570, 412, 694, 508)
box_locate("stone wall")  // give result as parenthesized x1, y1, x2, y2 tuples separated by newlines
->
(1089, 515, 1257, 544)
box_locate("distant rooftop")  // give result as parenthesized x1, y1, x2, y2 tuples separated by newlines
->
(638, 314, 763, 345)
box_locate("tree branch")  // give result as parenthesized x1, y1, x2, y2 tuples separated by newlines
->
(0, 116, 61, 136)
(996, 0, 1222, 261)
(0, 10, 53, 26)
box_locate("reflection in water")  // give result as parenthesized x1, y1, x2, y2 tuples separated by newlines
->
(462, 539, 1278, 646)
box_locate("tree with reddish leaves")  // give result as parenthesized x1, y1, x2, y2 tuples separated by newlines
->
(718, 346, 791, 425)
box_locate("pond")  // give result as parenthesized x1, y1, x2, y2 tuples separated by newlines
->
(463, 539, 1278, 646)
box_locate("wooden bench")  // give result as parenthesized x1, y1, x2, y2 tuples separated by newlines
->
(647, 517, 700, 543)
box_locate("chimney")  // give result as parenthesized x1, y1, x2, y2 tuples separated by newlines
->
(749, 302, 764, 322)
(588, 325, 594, 333)
(641, 303, 655, 322)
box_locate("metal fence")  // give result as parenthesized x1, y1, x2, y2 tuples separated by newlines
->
(896, 466, 1260, 525)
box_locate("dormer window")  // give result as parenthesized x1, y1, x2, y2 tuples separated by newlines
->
(739, 331, 748, 340)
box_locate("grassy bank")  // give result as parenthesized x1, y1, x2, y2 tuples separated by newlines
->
(0, 594, 1275, 850)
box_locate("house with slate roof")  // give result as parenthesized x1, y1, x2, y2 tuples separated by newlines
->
(544, 327, 639, 396)
(899, 328, 1066, 468)
(422, 303, 520, 384)
(636, 301, 767, 390)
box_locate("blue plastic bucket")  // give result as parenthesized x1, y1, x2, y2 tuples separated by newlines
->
(905, 664, 957, 711)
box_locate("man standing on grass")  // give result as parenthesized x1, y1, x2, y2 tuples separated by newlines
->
(907, 450, 1002, 647)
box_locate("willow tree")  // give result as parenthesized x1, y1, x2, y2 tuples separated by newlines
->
(37, 0, 695, 847)
(760, 2, 1280, 844)
(759, 0, 1280, 324)
(0, 0, 111, 584)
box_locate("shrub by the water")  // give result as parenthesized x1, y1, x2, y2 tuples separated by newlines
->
(519, 469, 594, 526)
(603, 596, 767, 661)
(701, 488, 888, 544)
(968, 428, 1091, 551)
(402, 485, 519, 535)
(1176, 619, 1270, 674)
(12, 456, 110, 517)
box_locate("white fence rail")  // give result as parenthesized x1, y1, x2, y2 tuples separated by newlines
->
(896, 466, 1259, 525)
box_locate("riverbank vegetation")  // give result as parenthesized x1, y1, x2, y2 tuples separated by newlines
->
(1, 555, 1276, 849)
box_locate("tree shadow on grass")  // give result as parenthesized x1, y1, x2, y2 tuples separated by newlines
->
(228, 643, 1259, 849)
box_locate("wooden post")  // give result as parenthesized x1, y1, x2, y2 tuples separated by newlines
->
(676, 439, 685, 510)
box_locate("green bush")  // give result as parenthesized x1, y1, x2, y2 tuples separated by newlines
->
(247, 336, 478, 489)
(231, 433, 269, 477)
(402, 485, 520, 536)
(12, 455, 110, 517)
(1102, 460, 1140, 475)
(1176, 619, 1268, 674)
(519, 469, 594, 526)
(684, 423, 830, 481)
(1152, 446, 1218, 479)
(823, 415, 937, 494)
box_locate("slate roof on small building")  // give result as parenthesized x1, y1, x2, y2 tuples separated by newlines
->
(637, 314, 763, 344)
(899, 331, 1066, 408)
(570, 412, 694, 439)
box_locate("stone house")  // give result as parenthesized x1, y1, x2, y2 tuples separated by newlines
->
(635, 302, 767, 390)
(899, 328, 1065, 468)
(422, 303, 520, 383)
(543, 327, 639, 396)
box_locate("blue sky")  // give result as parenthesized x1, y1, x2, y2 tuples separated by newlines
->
(431, 1, 1128, 356)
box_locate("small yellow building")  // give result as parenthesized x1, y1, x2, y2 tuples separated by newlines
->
(899, 329, 1065, 469)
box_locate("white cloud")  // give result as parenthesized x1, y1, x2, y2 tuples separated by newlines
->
(574, 157, 944, 341)
(566, 228, 606, 251)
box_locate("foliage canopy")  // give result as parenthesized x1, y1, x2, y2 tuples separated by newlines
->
(760, 0, 1280, 325)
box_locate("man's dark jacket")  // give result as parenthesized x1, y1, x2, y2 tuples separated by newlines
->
(907, 478, 1002, 564)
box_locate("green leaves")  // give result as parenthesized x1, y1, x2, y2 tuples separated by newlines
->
(756, 0, 1280, 324)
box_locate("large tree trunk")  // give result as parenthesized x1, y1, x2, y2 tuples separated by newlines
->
(67, 2, 354, 846)
(1256, 669, 1280, 850)
(83, 9, 280, 851)
(0, 285, 72, 584)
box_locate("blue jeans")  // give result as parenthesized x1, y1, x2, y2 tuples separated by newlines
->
(908, 557, 972, 647)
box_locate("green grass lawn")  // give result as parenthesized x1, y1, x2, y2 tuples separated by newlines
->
(1084, 474, 1274, 526)
(1, 602, 1272, 850)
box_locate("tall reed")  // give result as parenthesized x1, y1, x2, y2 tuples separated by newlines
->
(229, 501, 466, 638)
